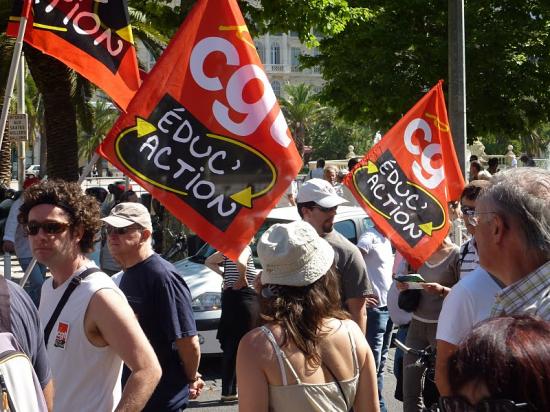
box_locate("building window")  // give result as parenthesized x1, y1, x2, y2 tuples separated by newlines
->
(271, 42, 280, 64)
(255, 42, 265, 63)
(291, 47, 301, 70)
(271, 81, 281, 97)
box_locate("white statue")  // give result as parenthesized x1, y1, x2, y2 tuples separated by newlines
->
(346, 145, 356, 159)
(505, 144, 517, 168)
(469, 137, 488, 161)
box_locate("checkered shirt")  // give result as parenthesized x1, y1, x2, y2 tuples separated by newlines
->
(491, 260, 550, 320)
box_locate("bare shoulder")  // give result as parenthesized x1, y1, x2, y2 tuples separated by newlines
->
(85, 288, 135, 346)
(88, 287, 127, 314)
(240, 327, 273, 355)
(341, 319, 368, 351)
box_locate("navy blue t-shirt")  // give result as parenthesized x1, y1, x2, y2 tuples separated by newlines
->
(119, 253, 197, 411)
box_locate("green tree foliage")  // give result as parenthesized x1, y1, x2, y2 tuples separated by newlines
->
(78, 100, 119, 161)
(309, 107, 375, 160)
(239, 0, 373, 46)
(304, 0, 550, 143)
(279, 83, 326, 156)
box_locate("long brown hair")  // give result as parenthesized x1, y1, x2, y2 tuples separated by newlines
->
(259, 267, 349, 367)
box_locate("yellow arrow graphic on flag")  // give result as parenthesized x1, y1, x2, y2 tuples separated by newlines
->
(366, 161, 379, 174)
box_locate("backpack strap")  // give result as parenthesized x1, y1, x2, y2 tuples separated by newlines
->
(43, 267, 101, 345)
(0, 276, 11, 333)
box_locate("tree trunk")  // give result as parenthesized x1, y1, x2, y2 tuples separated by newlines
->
(24, 45, 78, 181)
(0, 36, 14, 186)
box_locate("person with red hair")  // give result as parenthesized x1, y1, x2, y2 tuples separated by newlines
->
(441, 315, 550, 412)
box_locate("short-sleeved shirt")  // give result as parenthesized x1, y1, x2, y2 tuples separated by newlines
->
(491, 260, 550, 320)
(7, 280, 52, 388)
(436, 268, 501, 345)
(119, 253, 197, 411)
(458, 238, 479, 279)
(357, 229, 393, 307)
(413, 247, 460, 323)
(323, 230, 372, 305)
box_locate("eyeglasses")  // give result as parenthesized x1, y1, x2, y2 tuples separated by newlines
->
(467, 211, 497, 227)
(25, 221, 70, 236)
(438, 396, 531, 412)
(461, 206, 476, 216)
(105, 224, 142, 235)
(311, 205, 338, 213)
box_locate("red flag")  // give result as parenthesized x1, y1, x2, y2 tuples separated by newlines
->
(344, 81, 465, 269)
(97, 0, 301, 260)
(7, 0, 140, 110)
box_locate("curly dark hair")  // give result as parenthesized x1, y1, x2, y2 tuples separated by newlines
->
(18, 179, 101, 253)
(259, 267, 349, 367)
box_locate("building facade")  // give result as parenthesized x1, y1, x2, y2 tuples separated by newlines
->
(254, 32, 324, 98)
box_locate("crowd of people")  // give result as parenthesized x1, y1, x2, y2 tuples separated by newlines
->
(0, 158, 548, 411)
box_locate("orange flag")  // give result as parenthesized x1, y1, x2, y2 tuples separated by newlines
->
(344, 81, 465, 268)
(7, 0, 140, 110)
(97, 0, 302, 260)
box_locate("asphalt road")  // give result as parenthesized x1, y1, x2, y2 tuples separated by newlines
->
(189, 348, 402, 411)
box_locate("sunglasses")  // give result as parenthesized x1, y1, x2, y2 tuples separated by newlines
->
(311, 205, 338, 213)
(438, 396, 531, 412)
(26, 221, 70, 236)
(105, 224, 142, 235)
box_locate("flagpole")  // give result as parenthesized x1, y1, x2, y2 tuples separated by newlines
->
(0, 0, 32, 151)
(20, 152, 101, 288)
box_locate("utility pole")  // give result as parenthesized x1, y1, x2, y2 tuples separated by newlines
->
(448, 0, 467, 178)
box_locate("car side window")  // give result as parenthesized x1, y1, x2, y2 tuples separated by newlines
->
(363, 217, 374, 229)
(334, 220, 357, 244)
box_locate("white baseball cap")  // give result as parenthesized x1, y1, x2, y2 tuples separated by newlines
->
(296, 178, 348, 208)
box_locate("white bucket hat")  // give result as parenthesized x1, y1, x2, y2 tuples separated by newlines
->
(258, 221, 335, 287)
(296, 178, 348, 208)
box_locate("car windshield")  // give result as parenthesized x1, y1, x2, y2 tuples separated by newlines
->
(188, 218, 292, 266)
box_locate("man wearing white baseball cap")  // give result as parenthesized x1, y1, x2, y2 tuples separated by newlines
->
(296, 179, 372, 333)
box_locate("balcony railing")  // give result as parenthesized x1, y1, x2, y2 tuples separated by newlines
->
(264, 64, 322, 75)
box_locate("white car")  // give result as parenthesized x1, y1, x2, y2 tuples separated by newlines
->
(25, 164, 40, 176)
(173, 205, 373, 355)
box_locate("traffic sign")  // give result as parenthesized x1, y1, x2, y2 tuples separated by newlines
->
(8, 113, 28, 142)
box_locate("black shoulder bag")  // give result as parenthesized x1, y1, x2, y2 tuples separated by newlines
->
(398, 289, 422, 312)
(43, 268, 101, 344)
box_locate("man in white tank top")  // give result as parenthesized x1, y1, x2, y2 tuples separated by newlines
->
(19, 180, 161, 412)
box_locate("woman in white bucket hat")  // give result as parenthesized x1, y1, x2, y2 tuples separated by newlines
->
(236, 221, 379, 412)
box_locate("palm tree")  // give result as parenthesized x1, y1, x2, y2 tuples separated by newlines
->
(24, 45, 80, 181)
(279, 83, 326, 158)
(0, 34, 14, 186)
(0, 1, 186, 182)
(78, 99, 119, 176)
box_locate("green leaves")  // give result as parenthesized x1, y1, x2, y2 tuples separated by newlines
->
(241, 0, 373, 46)
(310, 0, 550, 144)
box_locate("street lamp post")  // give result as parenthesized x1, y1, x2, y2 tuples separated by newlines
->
(448, 0, 467, 178)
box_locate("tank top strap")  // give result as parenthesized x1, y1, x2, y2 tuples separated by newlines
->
(342, 321, 359, 375)
(259, 326, 301, 385)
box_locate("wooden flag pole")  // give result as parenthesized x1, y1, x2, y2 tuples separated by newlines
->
(0, 0, 32, 151)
